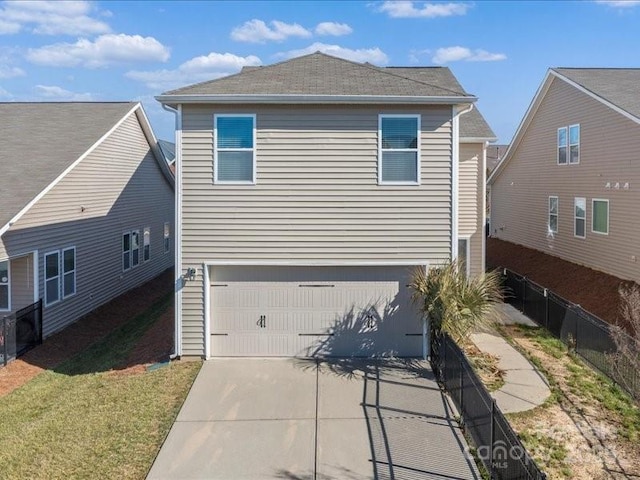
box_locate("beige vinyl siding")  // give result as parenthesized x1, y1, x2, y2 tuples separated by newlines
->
(459, 143, 484, 277)
(0, 111, 174, 337)
(180, 104, 453, 356)
(491, 76, 640, 282)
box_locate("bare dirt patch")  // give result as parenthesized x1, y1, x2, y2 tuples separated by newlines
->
(487, 237, 633, 328)
(504, 325, 640, 479)
(0, 269, 174, 396)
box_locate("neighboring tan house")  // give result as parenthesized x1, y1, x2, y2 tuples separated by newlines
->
(488, 68, 640, 283)
(0, 102, 175, 343)
(157, 52, 495, 359)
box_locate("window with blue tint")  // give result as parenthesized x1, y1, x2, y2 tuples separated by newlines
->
(215, 115, 255, 183)
(569, 124, 580, 164)
(380, 115, 419, 184)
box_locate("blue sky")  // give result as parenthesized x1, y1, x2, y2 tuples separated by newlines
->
(1, 0, 639, 143)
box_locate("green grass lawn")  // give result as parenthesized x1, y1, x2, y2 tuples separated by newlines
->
(0, 293, 201, 480)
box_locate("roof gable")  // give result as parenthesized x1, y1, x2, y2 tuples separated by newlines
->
(0, 102, 173, 235)
(160, 52, 475, 101)
(488, 67, 640, 184)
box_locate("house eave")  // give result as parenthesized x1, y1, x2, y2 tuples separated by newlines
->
(155, 94, 477, 106)
(460, 136, 497, 144)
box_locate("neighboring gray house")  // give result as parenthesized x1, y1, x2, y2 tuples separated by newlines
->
(489, 68, 640, 283)
(0, 102, 175, 339)
(157, 52, 495, 359)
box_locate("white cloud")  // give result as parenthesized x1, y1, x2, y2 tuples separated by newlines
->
(231, 19, 312, 43)
(596, 0, 640, 7)
(432, 46, 506, 64)
(26, 34, 170, 68)
(276, 42, 388, 64)
(0, 0, 111, 35)
(378, 1, 469, 18)
(0, 86, 12, 98)
(34, 84, 94, 100)
(0, 65, 25, 78)
(315, 22, 353, 36)
(127, 52, 262, 91)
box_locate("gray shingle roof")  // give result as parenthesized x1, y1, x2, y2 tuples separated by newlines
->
(163, 52, 474, 99)
(0, 102, 136, 229)
(553, 68, 640, 120)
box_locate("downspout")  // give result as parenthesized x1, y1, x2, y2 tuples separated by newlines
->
(482, 140, 489, 273)
(451, 103, 475, 261)
(162, 103, 183, 360)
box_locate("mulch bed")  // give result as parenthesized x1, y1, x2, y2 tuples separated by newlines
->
(487, 237, 633, 327)
(0, 269, 174, 397)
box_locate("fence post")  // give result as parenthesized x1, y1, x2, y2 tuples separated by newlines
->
(544, 289, 549, 329)
(459, 358, 464, 426)
(574, 306, 580, 352)
(490, 399, 496, 479)
(2, 316, 6, 367)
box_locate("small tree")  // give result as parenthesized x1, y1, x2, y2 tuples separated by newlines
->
(610, 283, 640, 396)
(409, 261, 503, 343)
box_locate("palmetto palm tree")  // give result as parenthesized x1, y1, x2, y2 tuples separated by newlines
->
(409, 261, 503, 343)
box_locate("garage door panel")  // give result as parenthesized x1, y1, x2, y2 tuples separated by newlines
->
(209, 266, 424, 357)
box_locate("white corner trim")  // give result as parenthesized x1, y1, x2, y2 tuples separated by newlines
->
(451, 103, 474, 260)
(203, 262, 210, 358)
(175, 104, 183, 357)
(33, 249, 39, 303)
(481, 141, 488, 273)
(0, 103, 141, 237)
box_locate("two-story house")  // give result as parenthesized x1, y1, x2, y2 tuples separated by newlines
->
(157, 52, 495, 359)
(488, 68, 640, 284)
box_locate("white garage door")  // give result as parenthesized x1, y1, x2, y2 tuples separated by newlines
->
(209, 265, 424, 357)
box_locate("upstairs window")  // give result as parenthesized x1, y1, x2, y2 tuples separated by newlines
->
(549, 196, 558, 234)
(574, 197, 586, 238)
(379, 115, 420, 184)
(0, 260, 9, 311)
(123, 233, 131, 271)
(164, 222, 171, 254)
(214, 115, 256, 184)
(131, 230, 140, 268)
(558, 125, 580, 165)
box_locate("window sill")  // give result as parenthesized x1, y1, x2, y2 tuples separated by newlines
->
(378, 181, 421, 186)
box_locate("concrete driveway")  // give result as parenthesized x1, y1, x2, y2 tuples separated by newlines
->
(147, 359, 480, 480)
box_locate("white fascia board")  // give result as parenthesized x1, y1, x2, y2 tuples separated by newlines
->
(135, 105, 176, 190)
(460, 136, 498, 143)
(0, 103, 140, 237)
(487, 70, 555, 185)
(551, 70, 640, 127)
(155, 94, 477, 105)
(203, 260, 430, 267)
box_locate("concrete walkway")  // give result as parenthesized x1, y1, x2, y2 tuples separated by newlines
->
(147, 358, 480, 480)
(470, 303, 551, 414)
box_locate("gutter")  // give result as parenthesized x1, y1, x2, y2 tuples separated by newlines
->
(155, 93, 477, 105)
(162, 103, 183, 360)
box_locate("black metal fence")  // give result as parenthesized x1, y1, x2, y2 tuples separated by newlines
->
(431, 330, 546, 480)
(1, 300, 43, 367)
(501, 268, 639, 402)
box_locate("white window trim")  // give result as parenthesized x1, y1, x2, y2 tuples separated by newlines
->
(143, 227, 151, 262)
(557, 127, 568, 165)
(213, 113, 257, 185)
(548, 196, 558, 234)
(591, 198, 609, 235)
(44, 250, 61, 307)
(569, 124, 580, 165)
(61, 246, 76, 299)
(574, 197, 586, 239)
(0, 259, 10, 312)
(123, 231, 132, 272)
(378, 114, 421, 186)
(458, 236, 471, 278)
(164, 222, 170, 254)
